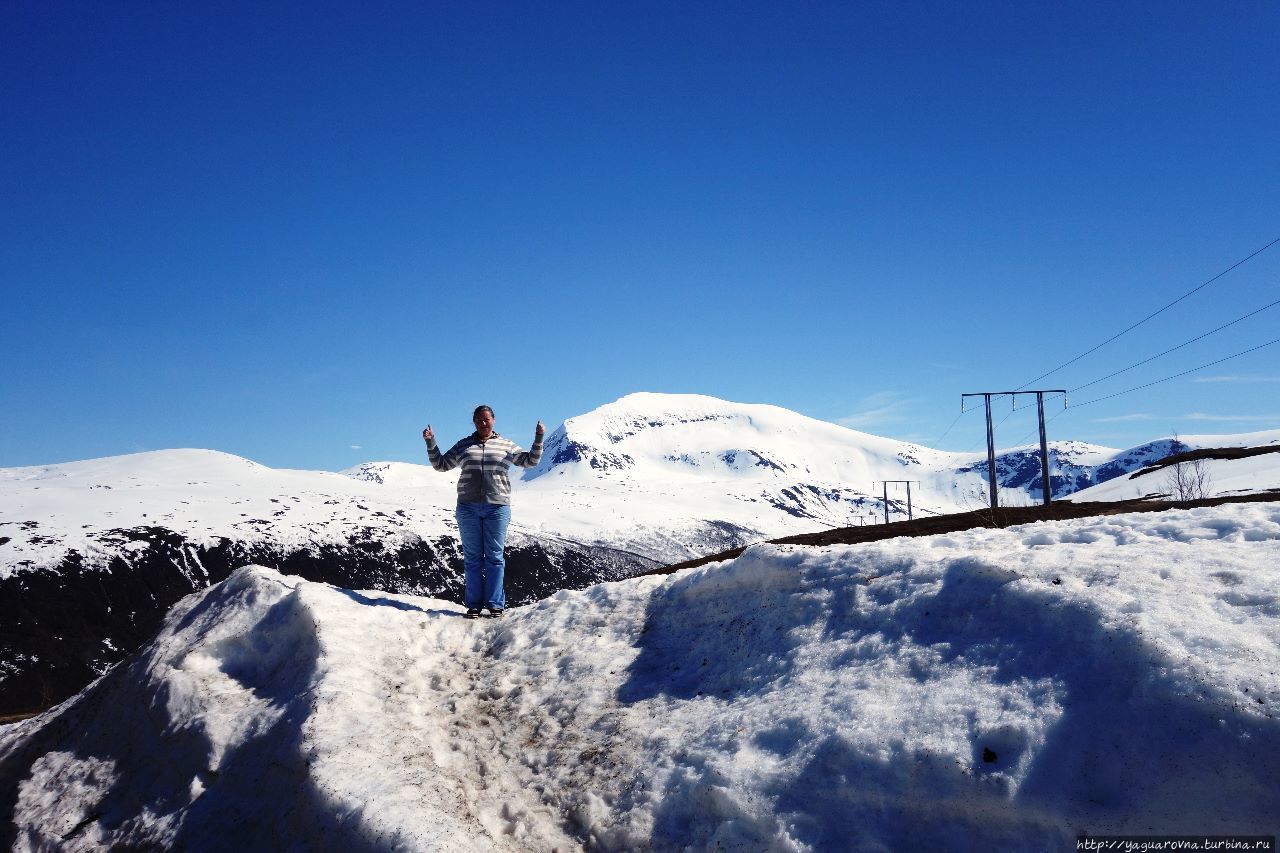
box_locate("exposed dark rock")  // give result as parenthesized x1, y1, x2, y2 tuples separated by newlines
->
(748, 450, 785, 472)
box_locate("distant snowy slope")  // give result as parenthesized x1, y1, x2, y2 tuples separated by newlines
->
(3, 501, 1278, 849)
(0, 449, 458, 574)
(1070, 432, 1280, 503)
(514, 393, 963, 559)
(7, 402, 1274, 577)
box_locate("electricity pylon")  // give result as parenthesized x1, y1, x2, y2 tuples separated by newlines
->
(960, 390, 1066, 510)
(874, 480, 921, 523)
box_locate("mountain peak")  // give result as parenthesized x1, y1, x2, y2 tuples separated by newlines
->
(521, 392, 919, 487)
(0, 448, 269, 486)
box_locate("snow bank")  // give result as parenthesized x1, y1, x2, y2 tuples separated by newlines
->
(3, 502, 1279, 850)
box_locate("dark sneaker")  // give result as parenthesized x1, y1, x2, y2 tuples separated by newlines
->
(464, 608, 482, 619)
(485, 608, 504, 618)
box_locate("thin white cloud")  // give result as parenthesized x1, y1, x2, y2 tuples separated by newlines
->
(1180, 413, 1280, 423)
(1192, 375, 1280, 384)
(836, 392, 911, 429)
(1092, 413, 1153, 423)
(1093, 411, 1280, 425)
(350, 445, 363, 450)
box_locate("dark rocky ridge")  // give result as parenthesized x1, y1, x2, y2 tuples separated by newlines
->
(0, 528, 654, 719)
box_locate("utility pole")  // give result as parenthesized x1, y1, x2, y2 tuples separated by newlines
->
(1035, 392, 1052, 508)
(961, 390, 1066, 509)
(874, 480, 921, 523)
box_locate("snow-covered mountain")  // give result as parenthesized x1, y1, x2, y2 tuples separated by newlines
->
(513, 392, 950, 559)
(3, 501, 1278, 849)
(3, 392, 1278, 720)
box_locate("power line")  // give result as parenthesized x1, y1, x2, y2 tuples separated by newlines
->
(961, 403, 1019, 453)
(1001, 306, 1278, 444)
(1004, 292, 1278, 443)
(929, 409, 971, 447)
(1008, 405, 1070, 448)
(1017, 233, 1280, 389)
(1071, 335, 1280, 407)
(1069, 296, 1280, 394)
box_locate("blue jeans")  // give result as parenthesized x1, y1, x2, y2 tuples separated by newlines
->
(455, 502, 511, 610)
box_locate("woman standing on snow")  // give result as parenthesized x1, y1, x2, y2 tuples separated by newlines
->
(423, 405, 544, 619)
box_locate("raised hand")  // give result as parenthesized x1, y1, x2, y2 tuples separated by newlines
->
(535, 420, 545, 438)
(423, 425, 435, 443)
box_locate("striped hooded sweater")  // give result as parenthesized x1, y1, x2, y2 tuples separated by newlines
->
(426, 432, 543, 505)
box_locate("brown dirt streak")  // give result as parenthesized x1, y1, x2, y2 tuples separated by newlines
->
(642, 491, 1280, 577)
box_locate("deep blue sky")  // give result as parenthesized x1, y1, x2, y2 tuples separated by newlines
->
(4, 2, 1279, 470)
